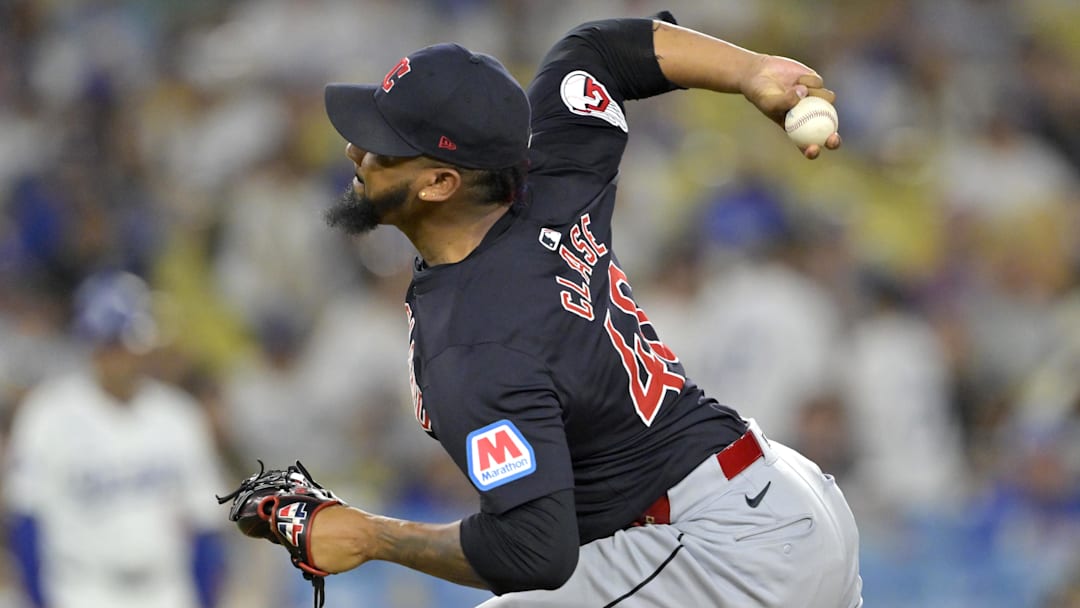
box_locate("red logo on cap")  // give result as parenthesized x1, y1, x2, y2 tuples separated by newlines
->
(382, 58, 412, 93)
(438, 136, 457, 151)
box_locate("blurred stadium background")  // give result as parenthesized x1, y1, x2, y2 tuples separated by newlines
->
(1, 0, 1078, 606)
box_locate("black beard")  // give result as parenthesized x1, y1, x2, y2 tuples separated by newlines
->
(325, 181, 410, 235)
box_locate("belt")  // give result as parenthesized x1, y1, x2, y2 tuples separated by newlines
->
(632, 428, 765, 527)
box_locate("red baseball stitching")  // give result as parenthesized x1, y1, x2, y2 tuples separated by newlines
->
(786, 109, 837, 133)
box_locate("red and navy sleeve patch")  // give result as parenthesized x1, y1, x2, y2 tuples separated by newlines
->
(559, 70, 628, 133)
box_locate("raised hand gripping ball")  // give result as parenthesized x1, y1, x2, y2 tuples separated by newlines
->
(784, 96, 838, 147)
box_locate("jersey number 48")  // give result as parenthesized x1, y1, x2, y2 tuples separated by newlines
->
(603, 261, 685, 426)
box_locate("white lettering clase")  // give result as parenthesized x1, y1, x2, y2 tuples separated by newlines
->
(556, 213, 609, 322)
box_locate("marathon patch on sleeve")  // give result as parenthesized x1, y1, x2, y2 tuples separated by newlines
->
(467, 420, 536, 491)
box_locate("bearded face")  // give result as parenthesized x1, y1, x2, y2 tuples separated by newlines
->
(325, 179, 410, 235)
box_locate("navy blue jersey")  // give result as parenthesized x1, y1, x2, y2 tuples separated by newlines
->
(404, 26, 747, 543)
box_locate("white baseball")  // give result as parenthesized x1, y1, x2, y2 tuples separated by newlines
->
(784, 96, 838, 147)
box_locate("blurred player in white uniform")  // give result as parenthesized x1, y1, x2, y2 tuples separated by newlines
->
(2, 271, 227, 608)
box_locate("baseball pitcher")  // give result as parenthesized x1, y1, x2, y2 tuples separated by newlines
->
(219, 11, 861, 608)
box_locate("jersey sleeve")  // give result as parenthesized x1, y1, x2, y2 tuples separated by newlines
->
(422, 343, 574, 515)
(524, 14, 681, 222)
(2, 393, 58, 514)
(176, 407, 228, 530)
(158, 388, 227, 531)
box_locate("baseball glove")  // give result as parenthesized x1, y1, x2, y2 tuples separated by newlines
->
(216, 461, 344, 608)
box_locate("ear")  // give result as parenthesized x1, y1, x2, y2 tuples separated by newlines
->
(417, 167, 462, 203)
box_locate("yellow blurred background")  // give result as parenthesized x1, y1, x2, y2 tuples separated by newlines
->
(0, 1, 1078, 606)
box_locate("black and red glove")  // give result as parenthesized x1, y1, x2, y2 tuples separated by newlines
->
(217, 461, 343, 607)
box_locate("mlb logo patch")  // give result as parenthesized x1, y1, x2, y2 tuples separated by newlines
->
(539, 227, 561, 251)
(467, 420, 536, 491)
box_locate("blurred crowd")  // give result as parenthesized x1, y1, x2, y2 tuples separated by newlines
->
(1, 0, 1078, 606)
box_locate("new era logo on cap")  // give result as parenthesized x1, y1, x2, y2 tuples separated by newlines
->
(325, 43, 531, 170)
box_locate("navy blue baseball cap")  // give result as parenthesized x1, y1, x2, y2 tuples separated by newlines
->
(325, 43, 530, 170)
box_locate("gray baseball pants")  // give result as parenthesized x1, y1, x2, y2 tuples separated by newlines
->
(477, 419, 863, 607)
